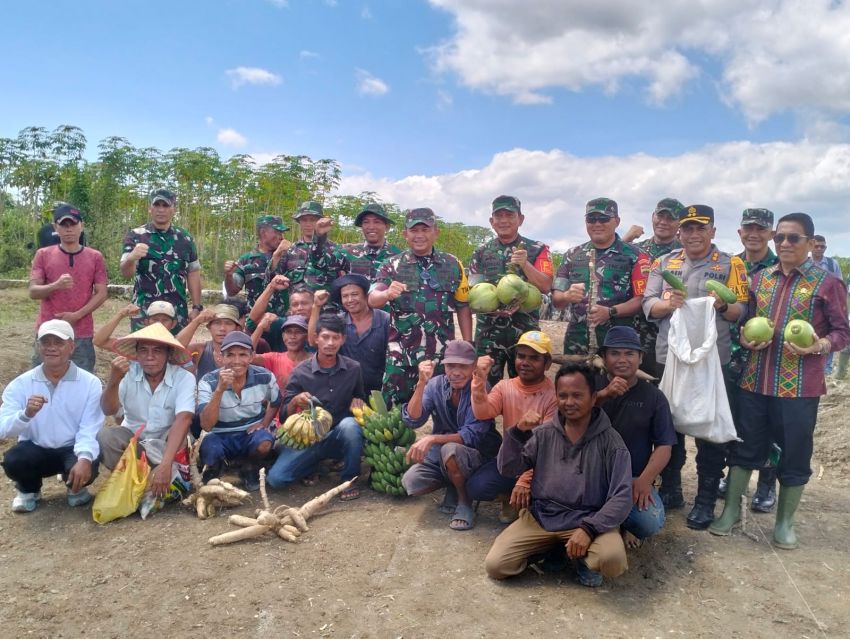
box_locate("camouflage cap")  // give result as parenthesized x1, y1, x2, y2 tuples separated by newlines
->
(404, 207, 437, 229)
(679, 204, 714, 226)
(149, 188, 176, 206)
(653, 198, 685, 219)
(294, 200, 324, 220)
(740, 208, 774, 228)
(256, 214, 288, 232)
(491, 195, 522, 215)
(354, 202, 393, 227)
(586, 197, 618, 218)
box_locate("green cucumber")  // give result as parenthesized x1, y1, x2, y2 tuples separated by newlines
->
(705, 279, 737, 304)
(662, 270, 687, 296)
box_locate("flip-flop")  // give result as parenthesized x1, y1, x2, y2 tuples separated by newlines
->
(449, 503, 475, 531)
(340, 487, 360, 501)
(438, 486, 458, 514)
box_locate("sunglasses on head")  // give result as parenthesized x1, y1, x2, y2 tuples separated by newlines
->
(585, 215, 611, 224)
(774, 233, 809, 245)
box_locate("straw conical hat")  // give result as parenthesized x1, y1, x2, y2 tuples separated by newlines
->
(114, 322, 191, 365)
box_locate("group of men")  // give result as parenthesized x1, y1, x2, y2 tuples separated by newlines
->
(2, 187, 848, 589)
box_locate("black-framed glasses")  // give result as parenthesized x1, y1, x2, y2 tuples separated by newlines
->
(585, 215, 611, 224)
(420, 269, 438, 288)
(774, 233, 809, 245)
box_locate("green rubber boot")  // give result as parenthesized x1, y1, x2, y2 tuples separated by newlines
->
(836, 351, 850, 380)
(773, 484, 804, 549)
(709, 467, 752, 536)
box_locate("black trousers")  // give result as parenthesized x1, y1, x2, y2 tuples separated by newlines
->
(729, 389, 819, 487)
(1, 441, 99, 493)
(658, 363, 736, 480)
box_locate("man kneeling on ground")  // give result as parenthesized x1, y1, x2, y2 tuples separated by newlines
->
(485, 363, 632, 587)
(1, 320, 102, 512)
(470, 330, 558, 524)
(197, 332, 281, 491)
(596, 326, 675, 547)
(100, 323, 196, 497)
(401, 340, 501, 530)
(266, 314, 365, 501)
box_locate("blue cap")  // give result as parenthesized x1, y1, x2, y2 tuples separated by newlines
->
(602, 326, 644, 351)
(221, 331, 253, 352)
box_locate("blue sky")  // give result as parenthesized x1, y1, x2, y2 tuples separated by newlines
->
(4, 0, 850, 253)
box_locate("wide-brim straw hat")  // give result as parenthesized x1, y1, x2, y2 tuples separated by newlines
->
(114, 322, 192, 365)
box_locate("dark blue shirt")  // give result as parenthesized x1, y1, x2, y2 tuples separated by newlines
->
(340, 309, 390, 393)
(401, 375, 501, 463)
(282, 355, 366, 427)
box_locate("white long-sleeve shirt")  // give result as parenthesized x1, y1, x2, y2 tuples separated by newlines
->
(0, 363, 103, 460)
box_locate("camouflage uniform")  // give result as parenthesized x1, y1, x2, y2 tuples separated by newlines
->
(468, 234, 553, 385)
(122, 222, 200, 330)
(335, 241, 402, 282)
(374, 249, 470, 408)
(729, 209, 779, 376)
(553, 236, 650, 355)
(632, 198, 685, 370)
(232, 247, 273, 311)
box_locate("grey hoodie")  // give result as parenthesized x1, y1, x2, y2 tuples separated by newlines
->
(498, 407, 633, 536)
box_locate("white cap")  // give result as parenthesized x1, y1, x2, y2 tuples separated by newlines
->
(37, 319, 75, 341)
(145, 300, 176, 318)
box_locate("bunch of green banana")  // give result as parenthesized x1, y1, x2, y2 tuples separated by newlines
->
(364, 441, 410, 497)
(361, 407, 416, 447)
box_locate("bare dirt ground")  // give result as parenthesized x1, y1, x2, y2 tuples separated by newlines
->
(0, 288, 848, 639)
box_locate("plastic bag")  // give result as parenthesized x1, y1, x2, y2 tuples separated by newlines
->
(139, 464, 192, 520)
(659, 298, 738, 444)
(92, 426, 151, 524)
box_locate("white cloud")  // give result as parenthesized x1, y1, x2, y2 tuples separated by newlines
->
(225, 66, 282, 89)
(204, 115, 214, 126)
(299, 50, 319, 59)
(339, 141, 850, 254)
(426, 0, 850, 122)
(361, 5, 373, 19)
(217, 128, 247, 147)
(356, 68, 390, 96)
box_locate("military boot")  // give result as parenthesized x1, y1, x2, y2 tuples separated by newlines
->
(709, 467, 752, 535)
(751, 467, 777, 513)
(686, 475, 719, 530)
(773, 484, 804, 549)
(659, 467, 685, 510)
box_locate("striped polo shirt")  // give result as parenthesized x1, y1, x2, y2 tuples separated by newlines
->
(197, 365, 281, 433)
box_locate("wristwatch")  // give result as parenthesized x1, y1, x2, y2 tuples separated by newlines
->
(608, 306, 618, 319)
(716, 302, 729, 314)
(192, 304, 204, 312)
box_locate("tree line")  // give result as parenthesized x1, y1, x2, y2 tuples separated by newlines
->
(0, 125, 494, 283)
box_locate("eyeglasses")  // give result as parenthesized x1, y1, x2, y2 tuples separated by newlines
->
(420, 269, 438, 288)
(585, 215, 611, 225)
(774, 233, 809, 245)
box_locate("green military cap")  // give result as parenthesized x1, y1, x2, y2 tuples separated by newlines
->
(740, 208, 774, 228)
(586, 197, 618, 218)
(294, 200, 324, 220)
(491, 195, 522, 214)
(653, 198, 685, 218)
(256, 214, 288, 231)
(404, 207, 437, 229)
(679, 204, 714, 226)
(150, 187, 176, 206)
(355, 202, 393, 227)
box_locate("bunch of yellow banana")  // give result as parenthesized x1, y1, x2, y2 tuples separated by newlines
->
(351, 404, 376, 427)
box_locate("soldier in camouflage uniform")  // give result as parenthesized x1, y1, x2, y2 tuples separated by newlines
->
(726, 208, 779, 512)
(120, 188, 202, 331)
(468, 195, 554, 386)
(551, 198, 650, 356)
(223, 215, 290, 312)
(266, 201, 348, 307)
(624, 198, 685, 377)
(334, 203, 402, 282)
(369, 208, 472, 408)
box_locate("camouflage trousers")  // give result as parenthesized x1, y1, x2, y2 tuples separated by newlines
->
(381, 336, 448, 408)
(474, 313, 539, 387)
